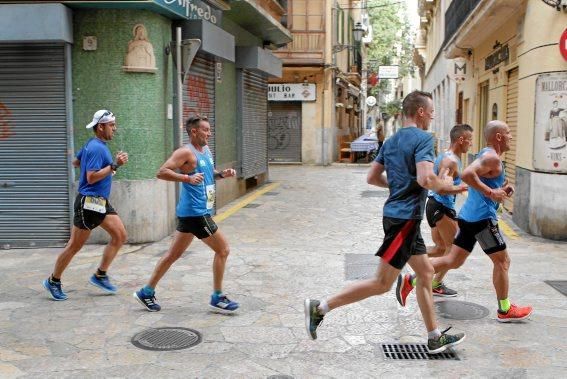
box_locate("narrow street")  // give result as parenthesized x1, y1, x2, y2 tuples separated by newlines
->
(1, 165, 566, 378)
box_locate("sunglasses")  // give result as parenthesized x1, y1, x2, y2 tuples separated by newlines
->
(96, 110, 114, 125)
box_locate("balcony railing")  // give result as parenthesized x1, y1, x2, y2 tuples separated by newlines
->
(273, 31, 325, 63)
(444, 0, 481, 46)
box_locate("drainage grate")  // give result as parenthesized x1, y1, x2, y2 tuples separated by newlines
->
(381, 343, 459, 360)
(131, 327, 202, 351)
(545, 280, 567, 297)
(264, 192, 280, 196)
(361, 190, 388, 198)
(344, 254, 378, 280)
(435, 300, 489, 320)
(244, 203, 261, 208)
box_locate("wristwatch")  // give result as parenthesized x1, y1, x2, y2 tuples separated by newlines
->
(110, 163, 119, 171)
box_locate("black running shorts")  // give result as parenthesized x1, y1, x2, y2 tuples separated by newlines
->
(425, 196, 457, 228)
(73, 194, 117, 230)
(376, 217, 426, 270)
(176, 215, 218, 239)
(453, 218, 507, 254)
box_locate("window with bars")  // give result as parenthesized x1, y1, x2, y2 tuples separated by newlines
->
(291, 0, 324, 31)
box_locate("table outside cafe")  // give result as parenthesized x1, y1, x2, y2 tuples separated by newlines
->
(349, 132, 378, 162)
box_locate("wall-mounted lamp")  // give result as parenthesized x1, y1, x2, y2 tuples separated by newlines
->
(332, 22, 365, 53)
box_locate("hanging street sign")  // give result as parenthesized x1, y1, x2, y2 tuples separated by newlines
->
(268, 83, 317, 101)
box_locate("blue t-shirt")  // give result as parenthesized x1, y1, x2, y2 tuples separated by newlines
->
(176, 144, 216, 217)
(76, 138, 113, 199)
(375, 127, 435, 220)
(459, 147, 505, 222)
(428, 151, 462, 210)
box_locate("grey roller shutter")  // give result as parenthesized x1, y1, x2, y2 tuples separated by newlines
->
(239, 69, 268, 178)
(0, 43, 69, 248)
(182, 54, 215, 158)
(267, 102, 302, 162)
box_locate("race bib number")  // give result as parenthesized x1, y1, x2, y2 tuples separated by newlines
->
(83, 196, 107, 214)
(206, 184, 215, 210)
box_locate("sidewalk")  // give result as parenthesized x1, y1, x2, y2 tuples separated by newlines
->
(1, 165, 566, 378)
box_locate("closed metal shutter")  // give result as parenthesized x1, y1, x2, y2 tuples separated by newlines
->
(503, 67, 518, 213)
(182, 54, 215, 158)
(267, 102, 302, 162)
(0, 44, 69, 248)
(239, 69, 267, 178)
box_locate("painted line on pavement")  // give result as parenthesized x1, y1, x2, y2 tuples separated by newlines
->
(213, 182, 280, 223)
(499, 219, 519, 239)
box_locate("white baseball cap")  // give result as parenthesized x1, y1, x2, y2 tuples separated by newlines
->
(86, 109, 115, 129)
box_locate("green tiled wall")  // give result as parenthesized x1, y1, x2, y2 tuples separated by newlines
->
(72, 9, 173, 180)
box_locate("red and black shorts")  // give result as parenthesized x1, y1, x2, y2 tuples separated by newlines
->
(376, 217, 426, 270)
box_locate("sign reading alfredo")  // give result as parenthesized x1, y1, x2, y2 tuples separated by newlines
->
(533, 72, 567, 172)
(156, 0, 222, 24)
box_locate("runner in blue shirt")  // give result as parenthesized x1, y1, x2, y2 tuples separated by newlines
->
(43, 110, 129, 301)
(398, 120, 533, 323)
(424, 124, 473, 297)
(134, 115, 239, 314)
(305, 91, 467, 354)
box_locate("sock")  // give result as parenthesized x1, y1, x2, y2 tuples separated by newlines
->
(410, 274, 417, 287)
(432, 279, 441, 288)
(499, 298, 511, 313)
(96, 268, 107, 277)
(213, 290, 222, 297)
(142, 285, 155, 296)
(318, 299, 330, 315)
(50, 275, 61, 283)
(428, 328, 441, 339)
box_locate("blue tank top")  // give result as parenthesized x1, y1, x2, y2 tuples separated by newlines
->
(458, 147, 505, 222)
(429, 151, 462, 210)
(176, 144, 216, 217)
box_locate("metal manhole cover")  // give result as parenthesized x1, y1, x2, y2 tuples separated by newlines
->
(132, 327, 202, 351)
(381, 343, 459, 360)
(244, 203, 261, 208)
(435, 300, 489, 320)
(545, 280, 567, 297)
(264, 192, 280, 196)
(360, 190, 388, 198)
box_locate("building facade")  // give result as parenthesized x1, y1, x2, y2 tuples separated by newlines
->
(0, 0, 290, 247)
(416, 0, 567, 240)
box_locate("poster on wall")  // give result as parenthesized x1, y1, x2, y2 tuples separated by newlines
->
(533, 72, 567, 172)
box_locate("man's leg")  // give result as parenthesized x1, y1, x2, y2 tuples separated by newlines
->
(52, 226, 92, 279)
(432, 217, 458, 282)
(201, 230, 239, 313)
(426, 227, 446, 257)
(407, 254, 436, 331)
(134, 231, 194, 312)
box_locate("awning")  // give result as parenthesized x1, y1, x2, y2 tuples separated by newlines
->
(236, 46, 282, 77)
(0, 4, 73, 43)
(179, 19, 235, 62)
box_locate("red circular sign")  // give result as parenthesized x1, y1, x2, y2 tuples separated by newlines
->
(561, 28, 567, 61)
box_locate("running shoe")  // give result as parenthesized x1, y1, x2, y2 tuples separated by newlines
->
(432, 282, 458, 297)
(304, 299, 325, 340)
(89, 274, 117, 294)
(42, 278, 68, 301)
(396, 273, 415, 306)
(133, 289, 161, 312)
(427, 327, 466, 354)
(497, 304, 533, 323)
(209, 294, 239, 314)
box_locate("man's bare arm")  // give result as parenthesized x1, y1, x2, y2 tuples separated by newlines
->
(416, 161, 467, 195)
(156, 148, 197, 183)
(461, 152, 508, 202)
(367, 161, 388, 188)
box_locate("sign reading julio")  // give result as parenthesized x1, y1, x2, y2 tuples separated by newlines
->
(268, 84, 316, 101)
(533, 72, 567, 172)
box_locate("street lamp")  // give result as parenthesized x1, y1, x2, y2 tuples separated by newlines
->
(332, 22, 365, 53)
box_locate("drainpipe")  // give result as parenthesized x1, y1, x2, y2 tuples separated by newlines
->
(174, 27, 183, 148)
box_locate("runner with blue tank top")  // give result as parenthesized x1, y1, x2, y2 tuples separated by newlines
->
(43, 110, 129, 301)
(134, 115, 239, 314)
(397, 120, 533, 323)
(305, 91, 468, 354)
(424, 124, 473, 297)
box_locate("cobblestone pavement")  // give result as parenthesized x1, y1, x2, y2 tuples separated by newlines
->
(1, 165, 566, 378)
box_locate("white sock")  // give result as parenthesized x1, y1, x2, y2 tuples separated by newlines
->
(428, 328, 441, 339)
(318, 299, 330, 315)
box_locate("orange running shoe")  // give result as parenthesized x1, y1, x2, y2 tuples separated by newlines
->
(497, 304, 533, 323)
(395, 273, 415, 307)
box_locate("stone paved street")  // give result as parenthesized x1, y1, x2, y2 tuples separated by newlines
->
(1, 165, 566, 378)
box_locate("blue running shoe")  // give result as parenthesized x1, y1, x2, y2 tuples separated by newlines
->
(42, 278, 68, 301)
(209, 294, 239, 314)
(89, 274, 117, 294)
(133, 289, 161, 312)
